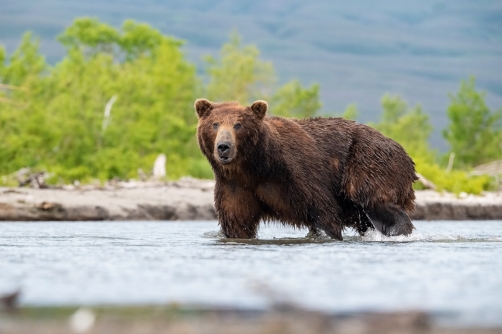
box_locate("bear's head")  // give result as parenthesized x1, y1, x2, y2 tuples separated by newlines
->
(195, 99, 268, 166)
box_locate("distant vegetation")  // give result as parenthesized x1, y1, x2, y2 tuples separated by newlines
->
(1, 18, 501, 194)
(2, 1, 501, 149)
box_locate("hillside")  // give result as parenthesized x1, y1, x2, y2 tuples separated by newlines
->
(1, 0, 501, 148)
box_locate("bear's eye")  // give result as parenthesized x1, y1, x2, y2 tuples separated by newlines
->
(212, 123, 219, 130)
(234, 123, 242, 130)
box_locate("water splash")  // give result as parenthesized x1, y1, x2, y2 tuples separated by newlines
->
(203, 225, 502, 244)
(349, 229, 502, 243)
(359, 229, 425, 242)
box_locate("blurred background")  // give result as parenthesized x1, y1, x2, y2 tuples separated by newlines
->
(1, 0, 501, 193)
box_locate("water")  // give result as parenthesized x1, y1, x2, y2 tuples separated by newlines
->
(1, 221, 502, 326)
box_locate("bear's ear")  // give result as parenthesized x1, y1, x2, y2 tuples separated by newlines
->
(250, 100, 268, 120)
(194, 99, 213, 118)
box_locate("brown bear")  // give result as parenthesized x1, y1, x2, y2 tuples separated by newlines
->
(195, 99, 417, 240)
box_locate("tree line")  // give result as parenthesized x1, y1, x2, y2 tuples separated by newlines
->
(1, 18, 501, 193)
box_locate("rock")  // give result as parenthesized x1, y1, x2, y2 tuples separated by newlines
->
(0, 181, 216, 221)
(413, 191, 502, 220)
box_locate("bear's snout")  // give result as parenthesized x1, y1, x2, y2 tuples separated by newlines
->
(217, 142, 231, 155)
(216, 140, 235, 163)
(214, 130, 236, 164)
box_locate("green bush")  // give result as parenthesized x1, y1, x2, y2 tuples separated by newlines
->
(414, 157, 493, 195)
(0, 19, 204, 183)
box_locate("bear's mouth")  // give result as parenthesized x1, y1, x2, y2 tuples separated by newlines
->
(218, 157, 233, 164)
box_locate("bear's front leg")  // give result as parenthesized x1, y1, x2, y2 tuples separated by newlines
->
(306, 226, 324, 239)
(312, 207, 344, 241)
(215, 183, 262, 238)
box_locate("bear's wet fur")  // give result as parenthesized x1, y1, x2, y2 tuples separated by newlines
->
(195, 99, 417, 240)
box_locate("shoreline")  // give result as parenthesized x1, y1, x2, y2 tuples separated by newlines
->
(2, 305, 500, 334)
(1, 178, 501, 221)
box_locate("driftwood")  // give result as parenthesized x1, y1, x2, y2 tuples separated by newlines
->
(0, 83, 29, 107)
(0, 83, 28, 91)
(444, 152, 455, 173)
(415, 173, 436, 191)
(16, 168, 48, 188)
(472, 160, 502, 176)
(471, 160, 502, 191)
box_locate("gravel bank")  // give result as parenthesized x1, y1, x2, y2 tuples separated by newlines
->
(2, 305, 500, 334)
(0, 179, 501, 221)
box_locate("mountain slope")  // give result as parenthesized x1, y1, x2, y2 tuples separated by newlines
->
(1, 0, 501, 149)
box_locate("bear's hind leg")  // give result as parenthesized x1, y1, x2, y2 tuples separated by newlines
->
(310, 206, 344, 241)
(339, 199, 374, 236)
(315, 214, 343, 241)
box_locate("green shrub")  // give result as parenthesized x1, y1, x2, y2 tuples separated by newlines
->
(1, 20, 500, 192)
(186, 159, 214, 179)
(414, 157, 493, 195)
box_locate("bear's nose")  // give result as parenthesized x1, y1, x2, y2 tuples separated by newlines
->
(217, 142, 231, 155)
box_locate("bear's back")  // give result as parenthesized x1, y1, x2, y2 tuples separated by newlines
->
(291, 116, 416, 213)
(291, 117, 356, 166)
(292, 117, 412, 165)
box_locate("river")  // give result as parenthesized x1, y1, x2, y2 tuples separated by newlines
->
(1, 221, 501, 326)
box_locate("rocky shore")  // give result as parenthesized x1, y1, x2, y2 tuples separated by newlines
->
(2, 305, 501, 334)
(0, 178, 501, 221)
